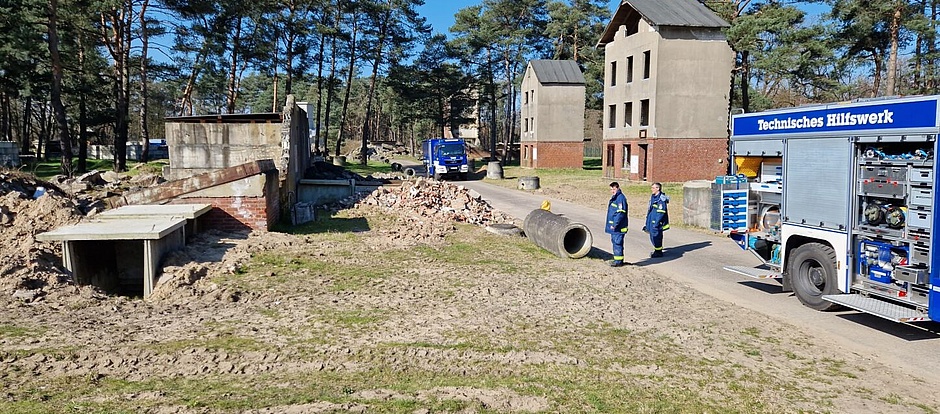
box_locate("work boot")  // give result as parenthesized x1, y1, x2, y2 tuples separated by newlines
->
(650, 251, 663, 258)
(608, 260, 624, 267)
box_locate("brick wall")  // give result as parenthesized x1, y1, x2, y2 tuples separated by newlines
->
(521, 142, 584, 169)
(169, 171, 281, 232)
(602, 137, 728, 182)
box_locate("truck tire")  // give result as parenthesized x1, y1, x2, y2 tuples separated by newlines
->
(459, 172, 468, 181)
(433, 172, 442, 181)
(788, 243, 840, 311)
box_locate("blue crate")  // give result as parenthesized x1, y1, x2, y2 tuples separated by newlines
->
(716, 175, 748, 185)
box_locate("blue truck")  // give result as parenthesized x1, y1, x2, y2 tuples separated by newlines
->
(422, 138, 470, 181)
(725, 94, 940, 324)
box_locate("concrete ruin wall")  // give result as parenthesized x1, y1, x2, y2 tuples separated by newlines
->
(163, 121, 283, 180)
(161, 97, 312, 230)
(171, 171, 280, 231)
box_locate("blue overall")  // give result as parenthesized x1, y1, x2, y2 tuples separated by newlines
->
(645, 192, 670, 253)
(606, 189, 629, 263)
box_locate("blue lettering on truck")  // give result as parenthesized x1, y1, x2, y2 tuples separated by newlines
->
(732, 98, 939, 137)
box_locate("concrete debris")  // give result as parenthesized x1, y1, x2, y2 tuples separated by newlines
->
(54, 170, 167, 213)
(345, 143, 412, 164)
(304, 161, 367, 180)
(327, 177, 515, 244)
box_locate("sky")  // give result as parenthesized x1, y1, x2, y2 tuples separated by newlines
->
(416, 1, 621, 36)
(416, 1, 827, 37)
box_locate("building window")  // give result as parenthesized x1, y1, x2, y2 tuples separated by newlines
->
(524, 118, 529, 132)
(626, 56, 634, 83)
(530, 117, 535, 132)
(640, 99, 650, 127)
(524, 91, 528, 104)
(643, 50, 651, 79)
(610, 61, 617, 86)
(624, 102, 633, 127)
(608, 105, 617, 128)
(622, 144, 631, 170)
(606, 145, 615, 167)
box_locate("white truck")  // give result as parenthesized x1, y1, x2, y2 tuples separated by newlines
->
(725, 95, 940, 323)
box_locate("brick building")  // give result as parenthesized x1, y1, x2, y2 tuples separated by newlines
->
(597, 0, 734, 182)
(519, 60, 586, 169)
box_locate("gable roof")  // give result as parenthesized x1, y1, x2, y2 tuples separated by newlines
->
(597, 0, 730, 46)
(528, 60, 585, 85)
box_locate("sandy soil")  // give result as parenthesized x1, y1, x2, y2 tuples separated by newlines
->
(1, 173, 939, 413)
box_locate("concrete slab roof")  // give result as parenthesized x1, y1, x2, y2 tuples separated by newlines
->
(164, 113, 281, 123)
(528, 60, 586, 85)
(598, 0, 730, 46)
(36, 218, 187, 241)
(97, 204, 212, 220)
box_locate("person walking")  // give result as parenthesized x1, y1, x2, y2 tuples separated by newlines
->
(605, 182, 629, 267)
(643, 182, 670, 258)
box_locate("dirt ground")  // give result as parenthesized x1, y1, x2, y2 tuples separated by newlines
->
(1, 172, 939, 413)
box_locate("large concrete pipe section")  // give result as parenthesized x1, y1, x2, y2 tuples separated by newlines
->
(523, 209, 593, 259)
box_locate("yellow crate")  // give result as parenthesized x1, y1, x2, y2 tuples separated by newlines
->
(734, 156, 762, 178)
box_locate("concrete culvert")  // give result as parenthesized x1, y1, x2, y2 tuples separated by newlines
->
(523, 209, 593, 259)
(391, 162, 403, 172)
(404, 167, 417, 177)
(485, 223, 522, 236)
(519, 176, 540, 190)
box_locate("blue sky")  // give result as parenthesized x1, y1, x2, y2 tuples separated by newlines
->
(417, 1, 621, 35)
(417, 1, 827, 36)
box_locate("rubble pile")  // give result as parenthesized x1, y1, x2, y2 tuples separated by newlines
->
(303, 161, 369, 180)
(0, 172, 84, 298)
(345, 142, 411, 163)
(336, 177, 515, 244)
(47, 169, 165, 215)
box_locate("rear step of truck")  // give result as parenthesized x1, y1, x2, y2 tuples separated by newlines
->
(723, 265, 782, 279)
(823, 294, 932, 323)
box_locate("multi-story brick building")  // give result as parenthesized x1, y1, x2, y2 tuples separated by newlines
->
(597, 0, 734, 182)
(519, 60, 586, 169)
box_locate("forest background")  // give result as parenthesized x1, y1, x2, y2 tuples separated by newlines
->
(0, 0, 938, 175)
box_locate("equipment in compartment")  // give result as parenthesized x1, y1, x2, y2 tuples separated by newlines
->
(885, 206, 906, 229)
(857, 240, 909, 284)
(859, 199, 905, 229)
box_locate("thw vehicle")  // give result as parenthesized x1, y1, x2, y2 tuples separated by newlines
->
(725, 95, 940, 323)
(422, 138, 469, 180)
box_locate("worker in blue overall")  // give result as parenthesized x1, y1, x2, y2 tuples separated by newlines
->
(643, 182, 670, 257)
(606, 182, 629, 267)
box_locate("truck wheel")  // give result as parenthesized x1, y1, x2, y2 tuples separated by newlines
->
(459, 173, 468, 181)
(433, 172, 442, 181)
(788, 243, 840, 311)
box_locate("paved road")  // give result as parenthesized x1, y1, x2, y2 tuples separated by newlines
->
(460, 179, 940, 383)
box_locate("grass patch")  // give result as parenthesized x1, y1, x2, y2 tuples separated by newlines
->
(22, 157, 168, 180)
(314, 308, 389, 328)
(0, 323, 41, 339)
(345, 160, 395, 176)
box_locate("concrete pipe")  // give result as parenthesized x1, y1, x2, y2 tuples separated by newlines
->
(404, 167, 417, 177)
(487, 161, 504, 179)
(523, 209, 593, 259)
(519, 176, 540, 190)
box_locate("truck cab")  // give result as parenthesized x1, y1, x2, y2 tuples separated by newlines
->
(726, 95, 940, 323)
(422, 138, 470, 180)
